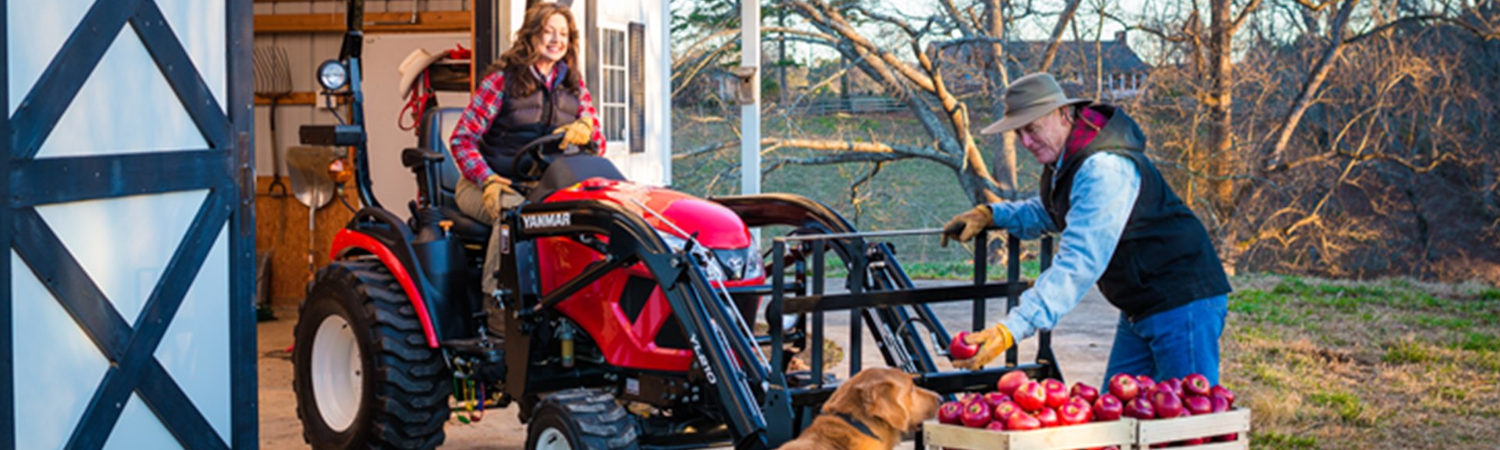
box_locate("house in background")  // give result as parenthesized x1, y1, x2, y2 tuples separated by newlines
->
(938, 30, 1153, 101)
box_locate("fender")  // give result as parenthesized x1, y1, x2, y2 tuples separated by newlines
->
(330, 228, 441, 348)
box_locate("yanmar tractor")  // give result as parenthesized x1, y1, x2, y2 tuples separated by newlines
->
(290, 3, 1063, 449)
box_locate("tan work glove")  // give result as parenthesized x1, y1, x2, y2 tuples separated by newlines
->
(953, 322, 1015, 370)
(553, 118, 595, 150)
(481, 175, 518, 221)
(941, 205, 993, 247)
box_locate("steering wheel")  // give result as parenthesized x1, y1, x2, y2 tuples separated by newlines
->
(509, 132, 599, 182)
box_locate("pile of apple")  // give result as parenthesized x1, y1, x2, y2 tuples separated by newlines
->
(1106, 372, 1239, 444)
(935, 371, 1238, 438)
(936, 371, 1118, 432)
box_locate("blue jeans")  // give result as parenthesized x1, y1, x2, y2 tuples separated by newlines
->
(1102, 295, 1228, 388)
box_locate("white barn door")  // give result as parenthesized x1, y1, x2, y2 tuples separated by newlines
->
(3, 0, 256, 448)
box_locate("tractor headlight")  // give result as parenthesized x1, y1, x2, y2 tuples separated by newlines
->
(317, 59, 349, 91)
(655, 230, 726, 281)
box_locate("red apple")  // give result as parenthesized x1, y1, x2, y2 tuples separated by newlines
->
(1058, 398, 1093, 425)
(1013, 381, 1047, 412)
(1148, 389, 1184, 418)
(1042, 379, 1069, 409)
(985, 420, 1007, 431)
(956, 392, 979, 404)
(1160, 378, 1184, 398)
(1210, 394, 1230, 413)
(938, 401, 965, 425)
(1183, 374, 1212, 397)
(949, 331, 979, 360)
(996, 370, 1030, 396)
(1184, 395, 1213, 416)
(1108, 373, 1140, 402)
(1036, 407, 1060, 427)
(1211, 385, 1236, 407)
(1124, 397, 1156, 419)
(1006, 411, 1042, 431)
(961, 400, 992, 428)
(1093, 394, 1124, 421)
(1185, 437, 1208, 445)
(1070, 382, 1100, 404)
(981, 392, 1012, 409)
(992, 400, 1022, 423)
(1135, 375, 1157, 393)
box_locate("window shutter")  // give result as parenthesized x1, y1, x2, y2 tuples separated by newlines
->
(629, 22, 645, 153)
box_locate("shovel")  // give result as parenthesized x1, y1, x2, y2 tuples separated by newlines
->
(287, 146, 346, 280)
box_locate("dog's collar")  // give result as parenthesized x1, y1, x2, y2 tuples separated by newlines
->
(830, 412, 881, 441)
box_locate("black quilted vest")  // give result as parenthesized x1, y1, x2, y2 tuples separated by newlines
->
(479, 64, 581, 177)
(1040, 104, 1230, 321)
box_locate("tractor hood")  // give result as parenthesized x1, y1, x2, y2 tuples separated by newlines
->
(543, 178, 752, 249)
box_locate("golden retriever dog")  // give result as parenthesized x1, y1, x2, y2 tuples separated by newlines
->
(779, 367, 941, 450)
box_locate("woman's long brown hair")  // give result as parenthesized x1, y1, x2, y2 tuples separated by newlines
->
(485, 3, 581, 98)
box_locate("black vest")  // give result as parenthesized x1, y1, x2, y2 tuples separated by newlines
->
(1040, 104, 1231, 321)
(480, 64, 581, 178)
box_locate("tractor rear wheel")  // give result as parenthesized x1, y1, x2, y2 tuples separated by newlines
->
(293, 259, 450, 449)
(525, 388, 639, 450)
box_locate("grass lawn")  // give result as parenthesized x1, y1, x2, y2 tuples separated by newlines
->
(1224, 276, 1500, 448)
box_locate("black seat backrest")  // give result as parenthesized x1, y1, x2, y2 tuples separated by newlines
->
(419, 107, 465, 194)
(418, 107, 466, 206)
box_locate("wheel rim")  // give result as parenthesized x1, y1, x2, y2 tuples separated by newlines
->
(311, 314, 364, 432)
(535, 427, 573, 450)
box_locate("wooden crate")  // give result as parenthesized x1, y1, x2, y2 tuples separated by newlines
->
(1134, 408, 1251, 449)
(922, 419, 1137, 450)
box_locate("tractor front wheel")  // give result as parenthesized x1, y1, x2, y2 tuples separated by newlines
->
(525, 388, 639, 450)
(293, 259, 450, 449)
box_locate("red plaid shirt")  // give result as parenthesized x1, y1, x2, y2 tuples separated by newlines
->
(448, 64, 606, 184)
(1062, 106, 1108, 162)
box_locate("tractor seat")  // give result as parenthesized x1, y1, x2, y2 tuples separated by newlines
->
(413, 107, 492, 242)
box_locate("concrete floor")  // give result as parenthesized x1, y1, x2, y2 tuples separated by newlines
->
(256, 285, 1118, 449)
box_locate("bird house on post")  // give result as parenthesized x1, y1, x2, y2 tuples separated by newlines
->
(731, 66, 759, 105)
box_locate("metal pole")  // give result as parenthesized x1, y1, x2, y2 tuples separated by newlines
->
(741, 0, 761, 197)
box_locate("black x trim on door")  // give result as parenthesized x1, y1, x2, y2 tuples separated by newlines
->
(2, 0, 256, 448)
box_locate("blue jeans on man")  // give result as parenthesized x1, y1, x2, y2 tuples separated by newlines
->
(1102, 295, 1228, 387)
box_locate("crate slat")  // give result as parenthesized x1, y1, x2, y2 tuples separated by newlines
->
(1135, 408, 1251, 447)
(923, 419, 1137, 450)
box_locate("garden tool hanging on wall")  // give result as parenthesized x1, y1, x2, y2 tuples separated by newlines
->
(253, 46, 292, 197)
(286, 146, 348, 281)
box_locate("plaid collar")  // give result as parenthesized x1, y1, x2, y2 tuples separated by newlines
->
(1058, 106, 1109, 167)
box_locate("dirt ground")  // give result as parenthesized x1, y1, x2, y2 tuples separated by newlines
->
(257, 285, 1119, 449)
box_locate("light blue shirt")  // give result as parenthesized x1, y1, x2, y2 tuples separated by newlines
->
(990, 153, 1141, 339)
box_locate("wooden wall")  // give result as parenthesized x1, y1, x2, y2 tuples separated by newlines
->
(253, 0, 471, 305)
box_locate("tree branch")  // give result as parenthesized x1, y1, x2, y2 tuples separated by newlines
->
(1039, 0, 1087, 72)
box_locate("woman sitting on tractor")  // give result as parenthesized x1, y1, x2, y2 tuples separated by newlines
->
(448, 2, 605, 224)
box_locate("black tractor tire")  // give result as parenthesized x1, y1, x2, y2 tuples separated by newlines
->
(293, 259, 450, 449)
(525, 388, 639, 450)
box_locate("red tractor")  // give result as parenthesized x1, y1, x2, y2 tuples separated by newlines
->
(290, 3, 1060, 449)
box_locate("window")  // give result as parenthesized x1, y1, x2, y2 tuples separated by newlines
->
(599, 27, 628, 144)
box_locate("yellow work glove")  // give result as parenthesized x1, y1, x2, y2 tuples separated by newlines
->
(553, 118, 595, 150)
(481, 175, 517, 221)
(953, 322, 1015, 370)
(941, 205, 993, 247)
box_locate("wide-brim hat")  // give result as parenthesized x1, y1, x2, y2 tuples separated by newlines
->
(398, 48, 449, 98)
(980, 73, 1090, 135)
